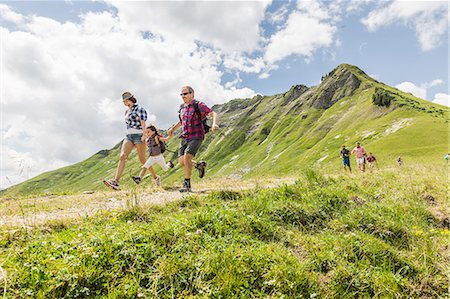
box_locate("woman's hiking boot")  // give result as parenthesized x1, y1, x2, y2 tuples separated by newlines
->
(195, 161, 207, 179)
(179, 179, 191, 193)
(103, 179, 119, 190)
(132, 176, 141, 184)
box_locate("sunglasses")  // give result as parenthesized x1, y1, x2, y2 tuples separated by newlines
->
(180, 92, 191, 96)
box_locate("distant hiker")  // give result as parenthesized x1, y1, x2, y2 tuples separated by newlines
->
(339, 144, 352, 173)
(167, 86, 219, 192)
(397, 156, 403, 167)
(366, 152, 377, 170)
(444, 153, 449, 163)
(104, 92, 152, 190)
(132, 125, 173, 187)
(351, 142, 367, 172)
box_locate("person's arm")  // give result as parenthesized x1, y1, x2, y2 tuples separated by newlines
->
(159, 135, 171, 142)
(208, 111, 219, 132)
(140, 119, 147, 142)
(168, 121, 181, 136)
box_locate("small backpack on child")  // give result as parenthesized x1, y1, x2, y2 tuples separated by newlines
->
(155, 135, 166, 153)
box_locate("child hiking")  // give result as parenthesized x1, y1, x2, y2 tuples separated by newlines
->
(366, 152, 377, 171)
(132, 125, 173, 187)
(168, 86, 219, 193)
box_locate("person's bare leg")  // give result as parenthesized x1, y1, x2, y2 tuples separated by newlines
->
(184, 153, 194, 179)
(136, 143, 156, 179)
(115, 140, 134, 183)
(139, 167, 147, 178)
(178, 155, 185, 167)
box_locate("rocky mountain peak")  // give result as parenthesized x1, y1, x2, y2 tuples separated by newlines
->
(309, 64, 363, 109)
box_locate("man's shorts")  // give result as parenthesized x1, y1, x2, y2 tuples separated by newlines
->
(342, 158, 350, 167)
(126, 133, 143, 144)
(179, 139, 203, 157)
(356, 157, 365, 165)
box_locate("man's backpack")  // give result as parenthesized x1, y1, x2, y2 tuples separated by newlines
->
(193, 101, 210, 133)
(155, 135, 166, 153)
(179, 101, 210, 133)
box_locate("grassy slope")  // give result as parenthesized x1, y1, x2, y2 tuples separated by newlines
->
(2, 64, 448, 196)
(1, 167, 448, 298)
(194, 65, 448, 180)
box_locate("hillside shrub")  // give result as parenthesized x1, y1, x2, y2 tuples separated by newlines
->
(372, 88, 394, 107)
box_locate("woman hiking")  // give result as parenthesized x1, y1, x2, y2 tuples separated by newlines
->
(103, 91, 154, 190)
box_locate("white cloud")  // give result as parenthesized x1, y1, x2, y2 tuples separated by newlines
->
(361, 1, 449, 51)
(395, 81, 426, 99)
(259, 72, 270, 79)
(0, 146, 69, 190)
(264, 11, 336, 64)
(297, 0, 331, 21)
(266, 3, 290, 25)
(0, 4, 25, 24)
(422, 79, 443, 89)
(0, 5, 257, 189)
(431, 93, 450, 107)
(395, 80, 448, 105)
(222, 53, 266, 74)
(107, 1, 270, 53)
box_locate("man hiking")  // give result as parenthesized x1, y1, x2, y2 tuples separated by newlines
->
(339, 144, 352, 173)
(351, 142, 367, 172)
(168, 86, 219, 192)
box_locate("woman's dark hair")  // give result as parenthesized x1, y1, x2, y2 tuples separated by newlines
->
(146, 125, 160, 136)
(129, 97, 137, 103)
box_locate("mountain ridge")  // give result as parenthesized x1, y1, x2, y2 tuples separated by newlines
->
(3, 63, 448, 196)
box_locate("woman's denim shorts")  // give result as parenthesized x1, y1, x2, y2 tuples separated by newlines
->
(126, 133, 143, 144)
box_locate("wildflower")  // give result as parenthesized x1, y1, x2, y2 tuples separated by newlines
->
(414, 230, 423, 236)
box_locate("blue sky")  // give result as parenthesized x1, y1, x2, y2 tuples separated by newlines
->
(0, 0, 449, 189)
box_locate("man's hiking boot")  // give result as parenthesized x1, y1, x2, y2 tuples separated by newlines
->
(179, 180, 191, 193)
(103, 179, 119, 190)
(132, 176, 141, 184)
(195, 161, 207, 179)
(167, 161, 174, 169)
(154, 176, 161, 187)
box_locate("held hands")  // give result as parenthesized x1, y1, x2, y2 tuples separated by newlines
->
(211, 123, 219, 132)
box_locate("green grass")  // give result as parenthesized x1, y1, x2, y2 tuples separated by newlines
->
(1, 167, 448, 298)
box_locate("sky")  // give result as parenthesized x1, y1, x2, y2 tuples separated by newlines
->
(0, 0, 449, 190)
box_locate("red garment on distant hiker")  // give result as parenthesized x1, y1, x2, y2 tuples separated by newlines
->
(180, 99, 212, 141)
(367, 155, 376, 163)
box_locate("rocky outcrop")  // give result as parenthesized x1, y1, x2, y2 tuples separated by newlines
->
(281, 84, 309, 106)
(310, 67, 361, 109)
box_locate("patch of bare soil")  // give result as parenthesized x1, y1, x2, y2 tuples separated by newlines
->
(0, 177, 296, 228)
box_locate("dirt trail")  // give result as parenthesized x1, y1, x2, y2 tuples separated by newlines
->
(0, 178, 296, 228)
(0, 190, 184, 228)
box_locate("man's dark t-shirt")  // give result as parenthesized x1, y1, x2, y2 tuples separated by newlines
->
(340, 148, 350, 158)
